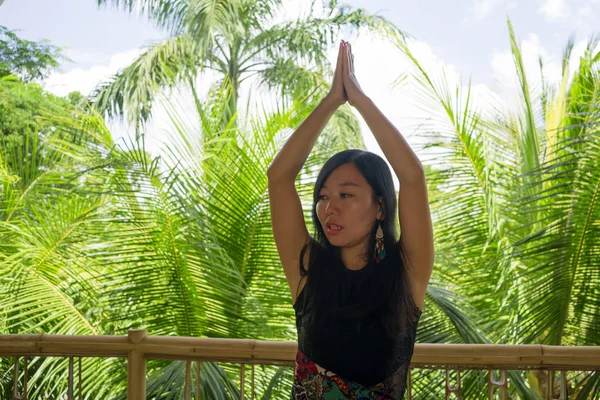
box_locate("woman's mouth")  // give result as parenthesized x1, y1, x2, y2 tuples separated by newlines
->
(326, 224, 344, 234)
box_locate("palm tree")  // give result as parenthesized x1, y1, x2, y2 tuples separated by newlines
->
(391, 20, 600, 398)
(91, 0, 404, 134)
(4, 15, 598, 399)
(0, 64, 369, 397)
(0, 56, 474, 398)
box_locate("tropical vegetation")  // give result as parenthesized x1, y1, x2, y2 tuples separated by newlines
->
(0, 2, 599, 398)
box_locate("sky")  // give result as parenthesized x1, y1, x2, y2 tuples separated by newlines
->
(1, 0, 598, 187)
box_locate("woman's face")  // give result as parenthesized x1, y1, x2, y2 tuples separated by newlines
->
(316, 163, 382, 247)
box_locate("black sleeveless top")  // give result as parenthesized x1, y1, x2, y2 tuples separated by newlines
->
(293, 248, 422, 395)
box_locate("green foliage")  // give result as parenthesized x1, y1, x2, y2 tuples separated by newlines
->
(390, 19, 600, 398)
(91, 0, 405, 131)
(0, 25, 65, 82)
(0, 75, 89, 193)
(1, 12, 599, 399)
(0, 62, 365, 398)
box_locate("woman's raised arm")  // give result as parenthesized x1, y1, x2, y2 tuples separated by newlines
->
(267, 40, 347, 183)
(267, 40, 347, 304)
(343, 41, 433, 309)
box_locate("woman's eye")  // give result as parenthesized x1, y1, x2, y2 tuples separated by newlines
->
(319, 194, 352, 200)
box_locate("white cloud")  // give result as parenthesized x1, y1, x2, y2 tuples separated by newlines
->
(539, 0, 571, 21)
(44, 49, 143, 97)
(39, 0, 482, 170)
(43, 49, 145, 150)
(138, 29, 461, 187)
(573, 0, 600, 31)
(62, 48, 111, 68)
(471, 0, 518, 20)
(578, 4, 593, 16)
(473, 0, 504, 19)
(38, 0, 497, 181)
(334, 30, 504, 180)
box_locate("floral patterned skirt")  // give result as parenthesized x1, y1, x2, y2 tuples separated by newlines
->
(291, 348, 395, 399)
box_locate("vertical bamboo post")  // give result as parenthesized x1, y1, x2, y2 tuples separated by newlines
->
(446, 369, 461, 400)
(68, 357, 74, 400)
(195, 361, 201, 400)
(184, 360, 192, 400)
(127, 329, 147, 400)
(546, 370, 553, 400)
(239, 364, 245, 400)
(250, 364, 255, 400)
(487, 370, 508, 400)
(12, 356, 28, 400)
(78, 357, 82, 400)
(559, 370, 567, 400)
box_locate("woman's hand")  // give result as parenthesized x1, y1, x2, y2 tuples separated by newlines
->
(342, 41, 367, 107)
(325, 40, 347, 108)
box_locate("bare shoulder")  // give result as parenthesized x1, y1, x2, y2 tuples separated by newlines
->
(267, 179, 315, 307)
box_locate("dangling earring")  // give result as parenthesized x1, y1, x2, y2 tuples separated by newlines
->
(375, 220, 386, 264)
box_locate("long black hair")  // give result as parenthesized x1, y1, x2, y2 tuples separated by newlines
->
(296, 149, 421, 336)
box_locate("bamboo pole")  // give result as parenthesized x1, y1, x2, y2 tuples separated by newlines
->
(78, 357, 82, 400)
(487, 370, 508, 400)
(195, 361, 201, 400)
(559, 370, 567, 400)
(239, 364, 245, 400)
(68, 357, 74, 400)
(445, 369, 461, 399)
(1, 334, 599, 370)
(12, 356, 28, 400)
(250, 364, 255, 400)
(184, 360, 192, 400)
(127, 329, 146, 400)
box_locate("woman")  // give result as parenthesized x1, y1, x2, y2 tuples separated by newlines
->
(267, 40, 433, 400)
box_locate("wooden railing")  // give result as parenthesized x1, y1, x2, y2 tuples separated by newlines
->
(1, 329, 599, 399)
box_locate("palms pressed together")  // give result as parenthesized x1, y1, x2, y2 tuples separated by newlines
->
(328, 40, 367, 108)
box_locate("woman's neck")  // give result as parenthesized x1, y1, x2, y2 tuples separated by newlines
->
(340, 245, 370, 270)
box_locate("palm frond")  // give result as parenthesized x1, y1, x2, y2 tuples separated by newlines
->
(90, 35, 207, 129)
(96, 0, 190, 35)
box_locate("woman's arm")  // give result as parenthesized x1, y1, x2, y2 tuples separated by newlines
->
(341, 41, 423, 181)
(267, 40, 347, 182)
(267, 94, 340, 303)
(343, 42, 433, 309)
(267, 41, 348, 304)
(354, 96, 433, 300)
(354, 96, 424, 182)
(267, 95, 339, 182)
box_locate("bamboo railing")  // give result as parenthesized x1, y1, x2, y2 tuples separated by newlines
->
(1, 329, 599, 399)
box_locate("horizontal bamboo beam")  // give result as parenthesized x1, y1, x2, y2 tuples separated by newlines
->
(1, 332, 599, 370)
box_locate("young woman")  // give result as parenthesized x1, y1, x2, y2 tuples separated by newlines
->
(267, 40, 433, 400)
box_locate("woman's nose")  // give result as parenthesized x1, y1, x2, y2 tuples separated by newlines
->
(325, 200, 339, 214)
